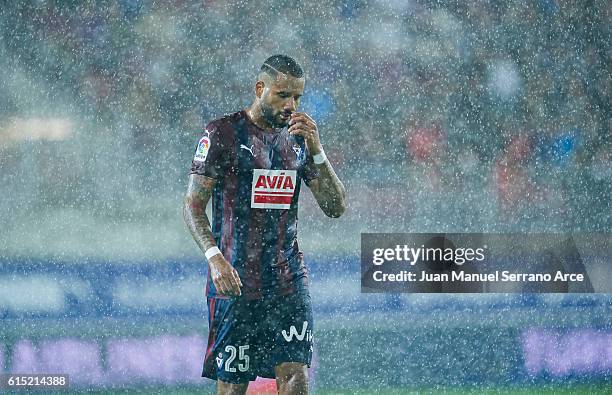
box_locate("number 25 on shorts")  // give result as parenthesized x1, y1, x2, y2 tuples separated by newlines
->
(220, 345, 250, 372)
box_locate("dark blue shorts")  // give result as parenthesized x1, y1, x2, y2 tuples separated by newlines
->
(202, 291, 313, 384)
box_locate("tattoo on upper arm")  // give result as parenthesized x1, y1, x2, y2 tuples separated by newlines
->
(186, 174, 215, 212)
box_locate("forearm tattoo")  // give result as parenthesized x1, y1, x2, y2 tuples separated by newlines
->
(312, 161, 347, 218)
(183, 174, 218, 253)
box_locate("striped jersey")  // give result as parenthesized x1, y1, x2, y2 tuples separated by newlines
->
(190, 110, 318, 299)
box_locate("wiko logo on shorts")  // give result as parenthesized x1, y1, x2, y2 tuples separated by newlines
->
(281, 321, 313, 342)
(251, 169, 296, 209)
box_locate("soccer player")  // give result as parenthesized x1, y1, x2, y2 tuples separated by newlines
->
(183, 55, 346, 395)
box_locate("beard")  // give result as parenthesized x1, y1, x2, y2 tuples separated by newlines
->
(261, 101, 290, 128)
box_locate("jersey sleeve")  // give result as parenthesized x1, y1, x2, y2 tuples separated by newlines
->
(190, 122, 231, 179)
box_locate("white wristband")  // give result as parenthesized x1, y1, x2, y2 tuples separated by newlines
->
(312, 151, 327, 165)
(205, 246, 221, 260)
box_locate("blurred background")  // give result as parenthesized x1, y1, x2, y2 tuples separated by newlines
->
(0, 0, 610, 393)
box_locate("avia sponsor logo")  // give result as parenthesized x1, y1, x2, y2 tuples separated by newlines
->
(251, 169, 297, 210)
(281, 321, 313, 342)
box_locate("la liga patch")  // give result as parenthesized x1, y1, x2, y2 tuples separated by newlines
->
(194, 134, 210, 162)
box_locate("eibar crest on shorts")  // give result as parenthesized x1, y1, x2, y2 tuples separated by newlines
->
(216, 353, 223, 368)
(193, 131, 211, 162)
(251, 169, 297, 209)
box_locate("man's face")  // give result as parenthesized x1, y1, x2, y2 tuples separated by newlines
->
(259, 74, 305, 128)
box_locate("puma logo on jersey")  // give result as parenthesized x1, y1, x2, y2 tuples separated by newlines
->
(281, 321, 313, 342)
(240, 144, 255, 157)
(251, 169, 297, 210)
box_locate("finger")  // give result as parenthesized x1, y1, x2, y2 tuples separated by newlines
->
(232, 269, 243, 287)
(223, 272, 241, 295)
(213, 277, 228, 295)
(221, 277, 234, 295)
(288, 122, 307, 132)
(229, 279, 241, 296)
(288, 124, 305, 133)
(288, 113, 306, 123)
(290, 121, 316, 134)
(290, 113, 316, 126)
(289, 123, 315, 134)
(289, 128, 308, 137)
(301, 113, 315, 123)
(290, 112, 312, 121)
(221, 272, 238, 295)
(289, 115, 311, 126)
